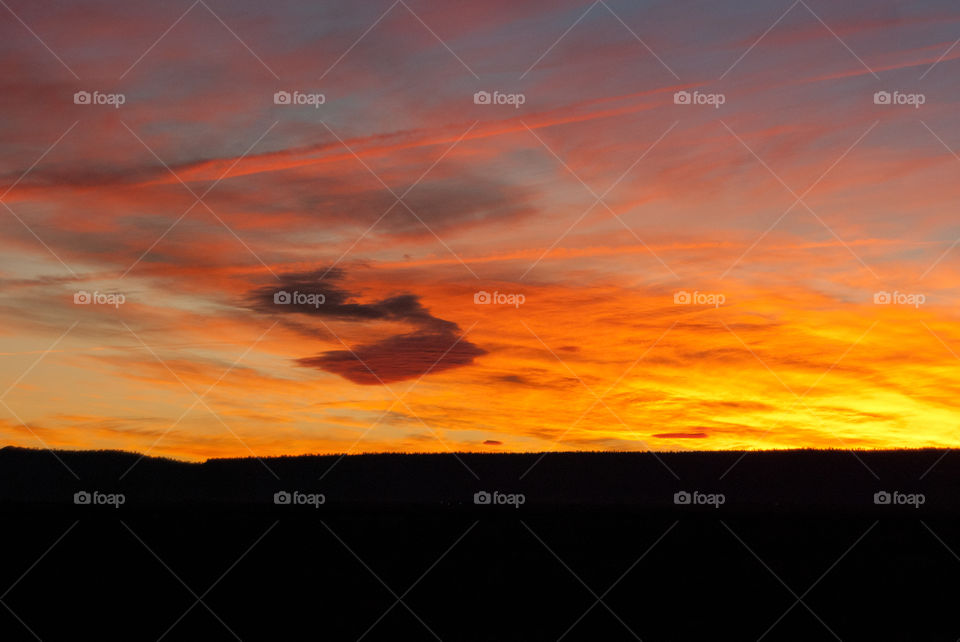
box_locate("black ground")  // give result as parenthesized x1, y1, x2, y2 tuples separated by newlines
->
(0, 446, 957, 640)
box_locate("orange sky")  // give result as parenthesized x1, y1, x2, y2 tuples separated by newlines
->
(2, 0, 960, 460)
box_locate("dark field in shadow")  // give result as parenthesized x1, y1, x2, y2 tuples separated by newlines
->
(1, 447, 957, 640)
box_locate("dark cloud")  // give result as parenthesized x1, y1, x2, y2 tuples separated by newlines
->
(249, 268, 454, 331)
(253, 269, 484, 384)
(483, 440, 502, 446)
(189, 168, 538, 241)
(299, 329, 485, 385)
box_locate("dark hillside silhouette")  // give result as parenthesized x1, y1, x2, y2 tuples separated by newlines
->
(0, 445, 953, 510)
(1, 447, 959, 639)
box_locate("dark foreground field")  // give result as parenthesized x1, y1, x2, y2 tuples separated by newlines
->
(1, 446, 958, 640)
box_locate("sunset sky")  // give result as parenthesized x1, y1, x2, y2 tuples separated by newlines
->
(2, 0, 960, 460)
